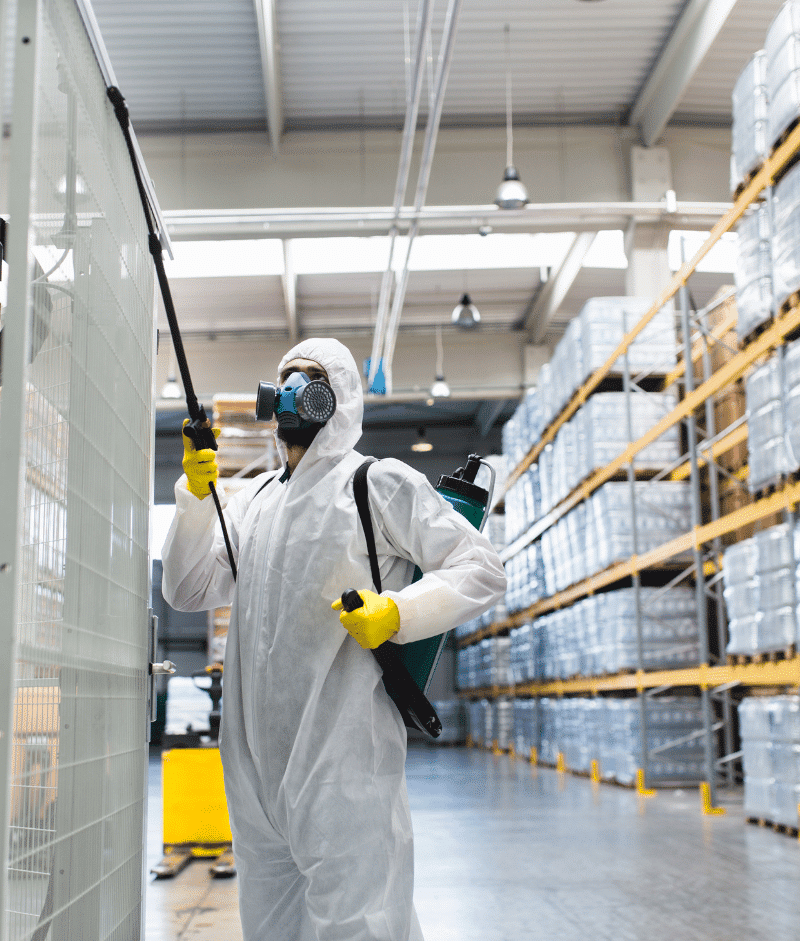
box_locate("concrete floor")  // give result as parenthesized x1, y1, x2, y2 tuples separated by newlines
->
(145, 745, 800, 941)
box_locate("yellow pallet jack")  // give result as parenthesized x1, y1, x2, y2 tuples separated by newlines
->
(151, 665, 236, 879)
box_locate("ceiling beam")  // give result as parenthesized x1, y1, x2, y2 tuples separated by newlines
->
(281, 240, 298, 343)
(163, 200, 731, 241)
(253, 0, 284, 156)
(628, 0, 738, 147)
(524, 232, 596, 342)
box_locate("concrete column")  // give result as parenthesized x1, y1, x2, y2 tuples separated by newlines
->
(624, 145, 674, 300)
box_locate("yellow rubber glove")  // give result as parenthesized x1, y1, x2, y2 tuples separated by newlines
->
(182, 418, 221, 500)
(331, 589, 400, 649)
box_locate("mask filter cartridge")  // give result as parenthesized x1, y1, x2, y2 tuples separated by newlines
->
(255, 372, 337, 428)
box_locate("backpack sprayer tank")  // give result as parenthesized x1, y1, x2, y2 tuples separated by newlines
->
(398, 453, 495, 696)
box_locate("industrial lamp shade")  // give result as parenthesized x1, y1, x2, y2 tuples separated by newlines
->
(411, 428, 434, 452)
(495, 165, 528, 210)
(430, 374, 451, 398)
(451, 293, 481, 329)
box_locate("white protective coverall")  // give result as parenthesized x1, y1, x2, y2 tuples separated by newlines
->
(161, 338, 506, 941)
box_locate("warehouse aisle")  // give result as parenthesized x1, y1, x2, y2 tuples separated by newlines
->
(145, 746, 800, 941)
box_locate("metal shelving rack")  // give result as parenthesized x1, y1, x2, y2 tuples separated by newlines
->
(459, 121, 800, 811)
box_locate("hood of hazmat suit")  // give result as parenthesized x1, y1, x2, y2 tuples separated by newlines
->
(162, 337, 506, 941)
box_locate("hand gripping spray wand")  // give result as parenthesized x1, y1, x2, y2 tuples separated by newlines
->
(106, 87, 238, 579)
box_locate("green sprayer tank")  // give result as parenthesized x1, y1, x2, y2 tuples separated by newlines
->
(398, 453, 495, 694)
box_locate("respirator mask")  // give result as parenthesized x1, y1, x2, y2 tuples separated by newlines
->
(255, 371, 337, 431)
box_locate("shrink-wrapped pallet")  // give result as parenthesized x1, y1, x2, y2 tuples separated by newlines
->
(766, 1, 800, 148)
(731, 50, 769, 192)
(740, 695, 800, 826)
(735, 204, 774, 341)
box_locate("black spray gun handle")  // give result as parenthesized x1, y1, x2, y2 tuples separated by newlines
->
(340, 588, 365, 612)
(339, 589, 443, 738)
(182, 404, 219, 452)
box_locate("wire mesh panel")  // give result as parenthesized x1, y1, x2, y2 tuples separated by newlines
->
(0, 0, 155, 937)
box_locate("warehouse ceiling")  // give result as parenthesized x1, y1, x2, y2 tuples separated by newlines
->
(91, 0, 780, 135)
(13, 0, 788, 427)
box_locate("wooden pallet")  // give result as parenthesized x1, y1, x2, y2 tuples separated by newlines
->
(727, 645, 797, 668)
(771, 117, 800, 162)
(732, 164, 763, 202)
(746, 816, 799, 838)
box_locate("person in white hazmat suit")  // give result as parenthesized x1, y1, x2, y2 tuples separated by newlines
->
(161, 337, 506, 941)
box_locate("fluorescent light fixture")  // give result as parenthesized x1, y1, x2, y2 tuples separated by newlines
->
(582, 230, 628, 269)
(668, 230, 738, 273)
(163, 239, 284, 279)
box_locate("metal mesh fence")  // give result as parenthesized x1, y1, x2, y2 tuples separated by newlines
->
(2, 0, 155, 937)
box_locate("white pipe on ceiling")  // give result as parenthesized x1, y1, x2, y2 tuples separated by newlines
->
(368, 0, 433, 386)
(162, 201, 732, 241)
(380, 0, 464, 394)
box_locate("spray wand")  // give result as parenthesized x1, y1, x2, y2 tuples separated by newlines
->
(106, 86, 238, 580)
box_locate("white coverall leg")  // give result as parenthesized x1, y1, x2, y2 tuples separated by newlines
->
(161, 337, 507, 941)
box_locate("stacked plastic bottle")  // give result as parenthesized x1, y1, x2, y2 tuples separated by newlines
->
(537, 481, 692, 595)
(504, 543, 545, 614)
(607, 698, 706, 786)
(501, 297, 677, 463)
(723, 521, 799, 655)
(739, 695, 800, 827)
(774, 160, 800, 311)
(537, 393, 680, 514)
(528, 696, 705, 785)
(457, 636, 512, 690)
(766, 1, 800, 151)
(504, 463, 541, 545)
(530, 587, 699, 679)
(513, 698, 538, 758)
(746, 353, 786, 491)
(509, 621, 539, 683)
(731, 50, 769, 194)
(734, 203, 774, 341)
(465, 698, 513, 749)
(785, 339, 800, 468)
(466, 700, 490, 746)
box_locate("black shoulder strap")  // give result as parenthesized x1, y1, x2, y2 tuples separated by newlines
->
(353, 458, 381, 593)
(352, 458, 443, 740)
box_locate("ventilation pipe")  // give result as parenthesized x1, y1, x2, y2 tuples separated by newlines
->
(380, 0, 464, 394)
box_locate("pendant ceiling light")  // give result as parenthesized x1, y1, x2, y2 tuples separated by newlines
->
(451, 292, 481, 329)
(495, 23, 528, 210)
(411, 427, 434, 452)
(430, 325, 451, 397)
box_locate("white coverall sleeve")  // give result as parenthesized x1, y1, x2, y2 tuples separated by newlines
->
(375, 461, 507, 644)
(161, 475, 247, 612)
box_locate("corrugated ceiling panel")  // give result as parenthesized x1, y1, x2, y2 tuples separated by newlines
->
(91, 0, 265, 127)
(678, 0, 785, 117)
(279, 0, 685, 126)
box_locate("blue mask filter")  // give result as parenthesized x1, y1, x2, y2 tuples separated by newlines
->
(255, 371, 337, 428)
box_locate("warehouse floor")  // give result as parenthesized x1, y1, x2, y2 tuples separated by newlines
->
(145, 745, 800, 941)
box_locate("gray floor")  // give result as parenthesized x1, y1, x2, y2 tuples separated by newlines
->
(145, 746, 800, 941)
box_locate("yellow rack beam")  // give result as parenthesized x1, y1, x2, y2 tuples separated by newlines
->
(503, 121, 800, 495)
(669, 421, 748, 482)
(500, 301, 800, 566)
(459, 656, 800, 697)
(462, 477, 800, 645)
